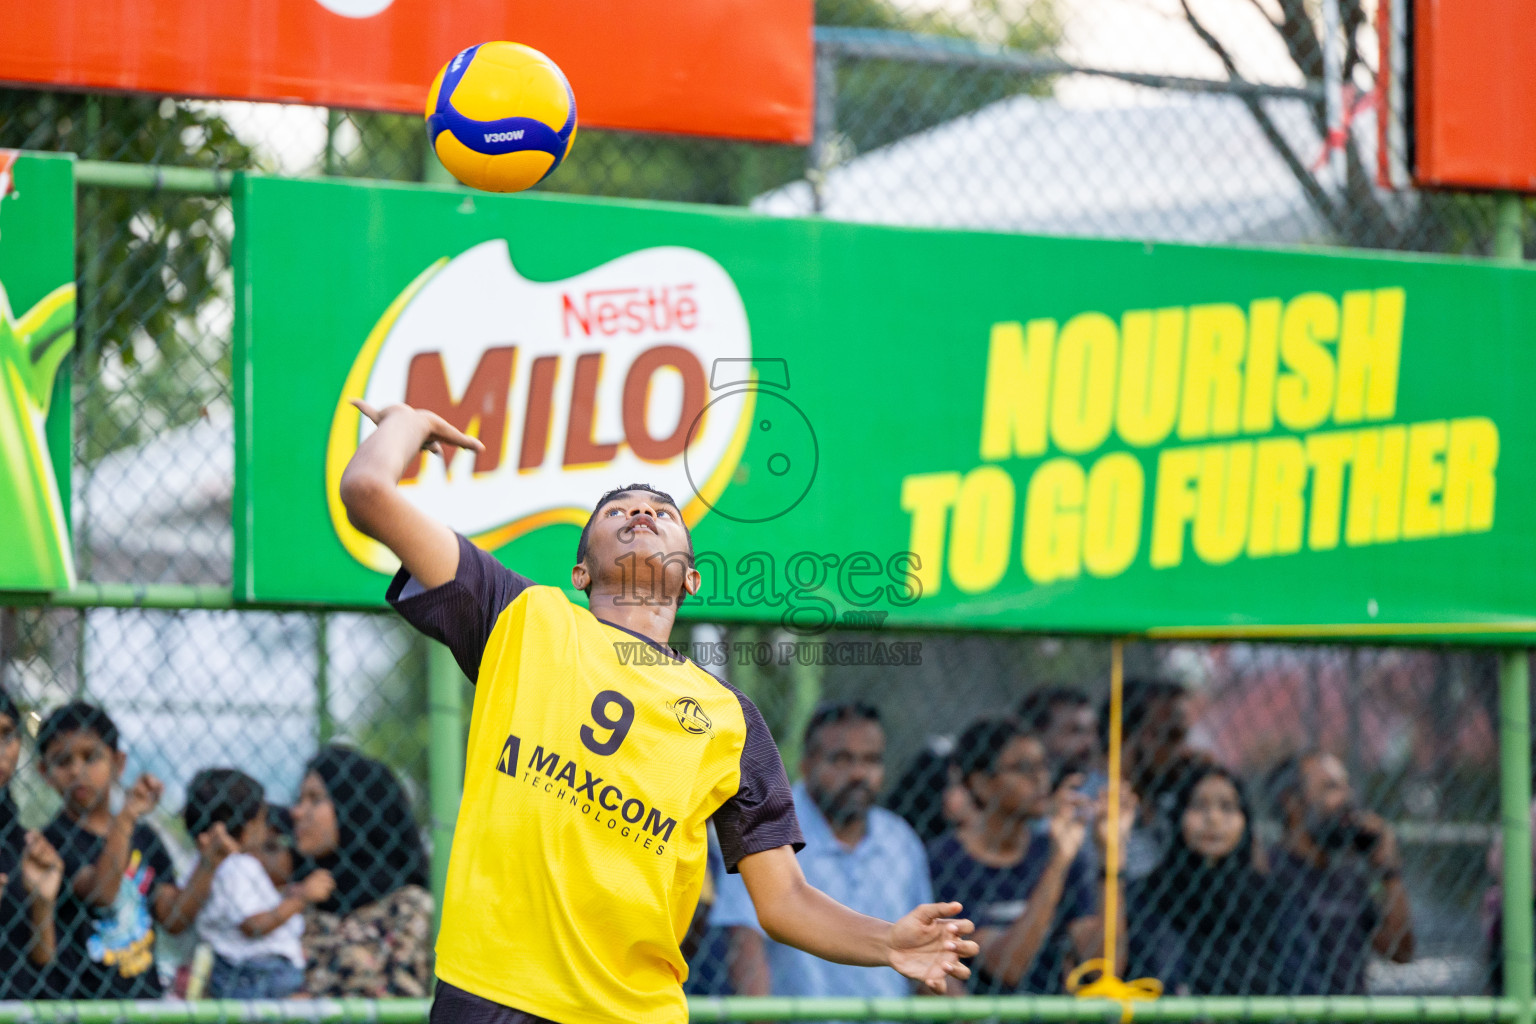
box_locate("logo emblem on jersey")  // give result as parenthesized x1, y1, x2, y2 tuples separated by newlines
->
(496, 734, 521, 776)
(668, 697, 712, 735)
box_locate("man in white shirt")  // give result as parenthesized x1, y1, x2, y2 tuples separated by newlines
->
(712, 703, 935, 1005)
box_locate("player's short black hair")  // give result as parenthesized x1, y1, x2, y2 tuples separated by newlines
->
(37, 701, 120, 758)
(1017, 686, 1092, 734)
(803, 701, 882, 754)
(183, 768, 266, 840)
(954, 715, 1030, 788)
(574, 484, 695, 596)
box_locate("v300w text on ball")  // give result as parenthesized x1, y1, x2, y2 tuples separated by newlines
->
(425, 42, 577, 193)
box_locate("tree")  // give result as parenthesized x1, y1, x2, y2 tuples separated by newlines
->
(1175, 0, 1501, 253)
(544, 0, 1061, 206)
(0, 91, 255, 461)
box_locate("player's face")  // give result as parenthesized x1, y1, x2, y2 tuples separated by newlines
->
(584, 491, 693, 602)
(292, 772, 340, 857)
(802, 719, 885, 828)
(0, 713, 17, 789)
(40, 730, 121, 816)
(1182, 774, 1246, 860)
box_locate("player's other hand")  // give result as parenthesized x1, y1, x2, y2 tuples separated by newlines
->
(351, 399, 485, 462)
(888, 901, 977, 993)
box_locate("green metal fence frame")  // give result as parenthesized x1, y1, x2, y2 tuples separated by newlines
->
(0, 167, 1528, 1022)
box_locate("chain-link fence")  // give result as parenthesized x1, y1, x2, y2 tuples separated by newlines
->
(0, 615, 1518, 1000)
(0, 0, 1531, 1013)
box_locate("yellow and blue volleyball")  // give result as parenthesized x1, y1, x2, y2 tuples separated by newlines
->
(425, 42, 577, 193)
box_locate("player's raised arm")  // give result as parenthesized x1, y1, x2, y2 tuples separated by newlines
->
(736, 845, 977, 994)
(338, 400, 485, 588)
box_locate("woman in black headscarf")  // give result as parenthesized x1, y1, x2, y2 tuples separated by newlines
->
(291, 745, 432, 996)
(1126, 763, 1312, 995)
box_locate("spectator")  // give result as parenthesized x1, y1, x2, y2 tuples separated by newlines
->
(712, 702, 935, 1006)
(36, 701, 215, 999)
(183, 768, 335, 998)
(1113, 678, 1210, 880)
(291, 745, 433, 996)
(0, 689, 63, 999)
(886, 736, 976, 845)
(1126, 764, 1309, 994)
(1018, 688, 1101, 786)
(1266, 750, 1415, 994)
(928, 717, 1111, 994)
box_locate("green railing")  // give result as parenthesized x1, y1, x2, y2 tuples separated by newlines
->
(0, 997, 1523, 1023)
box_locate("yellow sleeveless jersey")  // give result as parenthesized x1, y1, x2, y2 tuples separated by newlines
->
(388, 535, 803, 1024)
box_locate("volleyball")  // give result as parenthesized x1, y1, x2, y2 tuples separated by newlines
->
(425, 42, 577, 193)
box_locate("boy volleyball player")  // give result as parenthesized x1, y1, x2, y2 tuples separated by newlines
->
(339, 401, 978, 1024)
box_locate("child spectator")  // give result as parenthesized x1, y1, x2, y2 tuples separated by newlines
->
(184, 769, 335, 998)
(35, 701, 215, 999)
(0, 688, 64, 998)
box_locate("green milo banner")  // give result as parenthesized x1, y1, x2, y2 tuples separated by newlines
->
(0, 152, 75, 592)
(235, 175, 1536, 640)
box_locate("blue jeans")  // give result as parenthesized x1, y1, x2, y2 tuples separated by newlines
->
(208, 954, 306, 999)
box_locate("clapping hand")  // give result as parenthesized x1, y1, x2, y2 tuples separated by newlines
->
(298, 869, 335, 905)
(1048, 788, 1091, 864)
(19, 832, 64, 904)
(121, 773, 164, 821)
(196, 821, 241, 868)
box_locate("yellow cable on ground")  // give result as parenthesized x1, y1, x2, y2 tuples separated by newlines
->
(1066, 639, 1164, 1021)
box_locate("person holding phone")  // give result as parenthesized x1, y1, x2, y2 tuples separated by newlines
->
(1266, 750, 1415, 994)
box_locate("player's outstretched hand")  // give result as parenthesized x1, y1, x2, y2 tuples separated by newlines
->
(351, 399, 485, 461)
(888, 901, 977, 993)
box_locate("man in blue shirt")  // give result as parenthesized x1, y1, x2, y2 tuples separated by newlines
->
(713, 702, 936, 1002)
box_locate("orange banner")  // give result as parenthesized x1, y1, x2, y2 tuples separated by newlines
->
(0, 0, 813, 144)
(1412, 0, 1536, 191)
